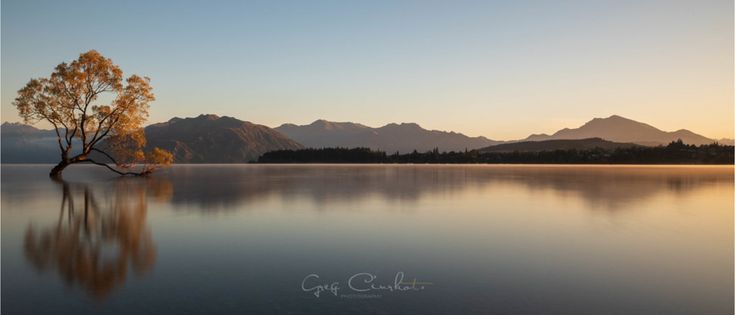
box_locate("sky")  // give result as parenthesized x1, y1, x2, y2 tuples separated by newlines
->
(2, 0, 733, 140)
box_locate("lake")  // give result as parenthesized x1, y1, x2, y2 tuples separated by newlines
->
(1, 164, 732, 314)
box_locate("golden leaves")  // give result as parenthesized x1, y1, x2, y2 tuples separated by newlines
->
(141, 147, 174, 174)
(147, 147, 173, 166)
(13, 50, 173, 174)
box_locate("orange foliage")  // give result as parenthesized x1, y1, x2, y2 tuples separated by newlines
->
(13, 50, 171, 176)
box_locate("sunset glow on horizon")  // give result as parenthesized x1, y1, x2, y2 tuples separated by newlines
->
(2, 0, 732, 140)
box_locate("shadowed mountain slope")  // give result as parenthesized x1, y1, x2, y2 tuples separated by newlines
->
(145, 114, 303, 163)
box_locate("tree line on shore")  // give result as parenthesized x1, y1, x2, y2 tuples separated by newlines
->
(257, 140, 734, 164)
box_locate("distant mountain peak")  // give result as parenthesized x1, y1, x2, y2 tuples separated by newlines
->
(2, 121, 32, 127)
(1, 121, 43, 135)
(382, 122, 422, 129)
(197, 114, 221, 120)
(310, 119, 335, 129)
(583, 115, 643, 127)
(311, 119, 329, 125)
(305, 119, 369, 130)
(589, 114, 632, 122)
(163, 114, 224, 125)
(524, 115, 716, 146)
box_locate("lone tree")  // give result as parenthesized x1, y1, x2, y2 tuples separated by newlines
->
(13, 50, 172, 178)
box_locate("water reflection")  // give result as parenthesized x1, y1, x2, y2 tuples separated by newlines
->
(2, 165, 730, 213)
(158, 165, 732, 211)
(23, 178, 168, 299)
(1, 165, 731, 314)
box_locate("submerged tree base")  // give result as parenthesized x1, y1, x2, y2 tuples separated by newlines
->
(48, 159, 158, 179)
(49, 161, 68, 179)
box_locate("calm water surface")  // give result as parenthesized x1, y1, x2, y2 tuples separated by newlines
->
(2, 164, 733, 314)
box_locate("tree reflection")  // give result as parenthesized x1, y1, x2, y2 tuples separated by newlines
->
(23, 178, 170, 299)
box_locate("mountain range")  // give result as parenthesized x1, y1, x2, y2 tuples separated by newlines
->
(275, 120, 502, 153)
(1, 114, 730, 163)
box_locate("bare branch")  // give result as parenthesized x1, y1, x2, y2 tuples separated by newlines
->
(88, 106, 121, 146)
(91, 148, 119, 164)
(79, 159, 143, 176)
(88, 115, 121, 149)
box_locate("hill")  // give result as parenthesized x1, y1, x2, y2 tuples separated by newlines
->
(144, 114, 303, 163)
(522, 115, 718, 146)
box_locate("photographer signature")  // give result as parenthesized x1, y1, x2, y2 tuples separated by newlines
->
(301, 272, 432, 298)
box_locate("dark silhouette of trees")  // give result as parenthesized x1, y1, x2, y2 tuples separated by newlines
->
(256, 147, 387, 163)
(257, 141, 734, 164)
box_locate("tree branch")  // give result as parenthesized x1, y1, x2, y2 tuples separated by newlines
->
(38, 112, 68, 155)
(49, 121, 67, 156)
(91, 148, 119, 164)
(79, 159, 143, 176)
(60, 80, 82, 112)
(88, 115, 121, 149)
(88, 106, 121, 146)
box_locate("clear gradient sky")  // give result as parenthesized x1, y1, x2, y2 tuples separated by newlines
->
(2, 0, 733, 140)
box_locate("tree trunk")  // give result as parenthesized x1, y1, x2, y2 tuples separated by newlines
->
(49, 160, 70, 179)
